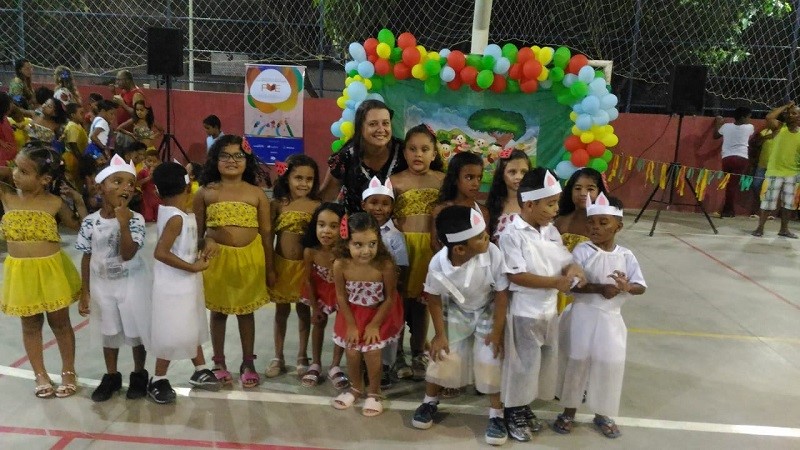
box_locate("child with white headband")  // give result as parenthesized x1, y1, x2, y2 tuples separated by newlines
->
(552, 193, 646, 439)
(411, 205, 511, 446)
(76, 154, 152, 402)
(497, 167, 586, 442)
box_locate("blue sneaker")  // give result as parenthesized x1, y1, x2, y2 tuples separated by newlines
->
(485, 417, 508, 446)
(412, 402, 438, 429)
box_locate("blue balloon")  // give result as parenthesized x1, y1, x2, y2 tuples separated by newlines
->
(576, 114, 593, 131)
(483, 44, 502, 59)
(493, 57, 511, 74)
(357, 60, 375, 79)
(578, 65, 595, 84)
(342, 107, 355, 122)
(346, 99, 357, 109)
(563, 73, 578, 87)
(440, 66, 456, 82)
(539, 79, 553, 90)
(600, 93, 618, 110)
(348, 42, 367, 62)
(347, 81, 368, 101)
(573, 103, 585, 114)
(590, 78, 608, 96)
(582, 95, 600, 114)
(439, 49, 451, 58)
(607, 107, 619, 121)
(592, 110, 610, 126)
(344, 61, 358, 74)
(330, 120, 343, 138)
(555, 160, 578, 180)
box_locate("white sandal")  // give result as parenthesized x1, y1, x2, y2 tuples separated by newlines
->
(332, 388, 361, 410)
(362, 394, 384, 417)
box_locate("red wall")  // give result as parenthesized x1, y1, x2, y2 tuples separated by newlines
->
(78, 85, 757, 214)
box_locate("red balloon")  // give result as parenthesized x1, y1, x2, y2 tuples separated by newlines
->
(586, 141, 605, 157)
(567, 54, 589, 75)
(508, 63, 522, 81)
(374, 58, 391, 76)
(564, 135, 584, 152)
(397, 32, 417, 49)
(364, 38, 379, 56)
(489, 74, 507, 93)
(460, 66, 478, 85)
(402, 47, 421, 67)
(520, 79, 539, 93)
(571, 148, 590, 167)
(517, 47, 535, 63)
(393, 62, 411, 80)
(447, 50, 466, 71)
(522, 60, 542, 80)
(368, 55, 377, 64)
(447, 78, 464, 90)
(470, 82, 483, 92)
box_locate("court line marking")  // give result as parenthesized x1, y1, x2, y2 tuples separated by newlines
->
(629, 328, 800, 344)
(668, 233, 800, 311)
(1, 365, 798, 439)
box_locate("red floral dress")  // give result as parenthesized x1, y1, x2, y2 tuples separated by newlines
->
(300, 263, 337, 315)
(332, 281, 404, 352)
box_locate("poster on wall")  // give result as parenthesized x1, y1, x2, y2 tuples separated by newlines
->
(244, 64, 305, 162)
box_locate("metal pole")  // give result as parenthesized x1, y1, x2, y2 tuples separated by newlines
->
(17, 0, 25, 58)
(625, 0, 642, 113)
(188, 0, 194, 91)
(470, 0, 493, 54)
(318, 0, 325, 97)
(785, 0, 800, 102)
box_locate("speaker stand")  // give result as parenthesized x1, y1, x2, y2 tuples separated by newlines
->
(157, 75, 190, 162)
(633, 113, 719, 236)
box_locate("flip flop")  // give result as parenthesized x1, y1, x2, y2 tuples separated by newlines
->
(240, 356, 260, 388)
(296, 357, 310, 377)
(551, 413, 573, 434)
(212, 355, 233, 385)
(264, 358, 286, 378)
(362, 395, 384, 417)
(332, 388, 361, 410)
(301, 364, 322, 387)
(328, 366, 350, 390)
(593, 415, 621, 438)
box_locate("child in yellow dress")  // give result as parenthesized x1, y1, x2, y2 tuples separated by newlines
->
(0, 144, 87, 398)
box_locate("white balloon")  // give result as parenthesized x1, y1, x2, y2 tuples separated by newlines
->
(342, 107, 355, 122)
(344, 61, 358, 74)
(578, 65, 595, 84)
(493, 57, 511, 74)
(600, 93, 618, 110)
(576, 114, 593, 131)
(348, 42, 367, 62)
(592, 110, 610, 126)
(539, 79, 553, 90)
(563, 73, 578, 87)
(582, 95, 600, 114)
(590, 78, 608, 96)
(440, 66, 456, 82)
(357, 61, 375, 79)
(607, 107, 619, 121)
(483, 44, 502, 59)
(439, 49, 451, 58)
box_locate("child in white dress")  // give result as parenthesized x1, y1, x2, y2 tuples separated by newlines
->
(76, 155, 151, 402)
(148, 162, 222, 404)
(553, 193, 646, 438)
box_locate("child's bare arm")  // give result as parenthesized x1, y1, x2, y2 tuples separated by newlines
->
(257, 190, 276, 287)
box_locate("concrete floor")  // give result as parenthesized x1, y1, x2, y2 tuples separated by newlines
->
(0, 210, 798, 450)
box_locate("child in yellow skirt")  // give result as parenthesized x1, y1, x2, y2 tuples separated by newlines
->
(265, 154, 321, 379)
(0, 144, 87, 398)
(193, 135, 276, 388)
(389, 124, 445, 380)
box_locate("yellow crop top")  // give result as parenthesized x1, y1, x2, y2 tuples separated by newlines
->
(276, 210, 311, 234)
(0, 210, 60, 243)
(206, 201, 259, 228)
(394, 188, 439, 218)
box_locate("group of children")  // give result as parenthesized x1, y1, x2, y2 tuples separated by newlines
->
(0, 125, 646, 445)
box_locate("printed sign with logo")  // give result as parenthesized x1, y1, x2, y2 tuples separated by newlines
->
(244, 64, 305, 163)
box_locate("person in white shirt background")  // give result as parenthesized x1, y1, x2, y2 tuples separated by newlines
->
(713, 107, 754, 218)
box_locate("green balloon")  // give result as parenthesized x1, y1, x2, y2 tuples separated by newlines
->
(601, 149, 613, 162)
(481, 55, 496, 71)
(466, 54, 482, 68)
(424, 59, 441, 76)
(477, 70, 494, 89)
(424, 76, 441, 94)
(506, 79, 520, 93)
(595, 70, 605, 78)
(348, 69, 358, 77)
(331, 139, 344, 153)
(384, 73, 397, 85)
(553, 46, 571, 68)
(502, 43, 518, 62)
(371, 76, 384, 91)
(549, 66, 565, 82)
(588, 158, 608, 173)
(377, 28, 395, 46)
(390, 47, 402, 62)
(562, 151, 572, 161)
(570, 81, 589, 97)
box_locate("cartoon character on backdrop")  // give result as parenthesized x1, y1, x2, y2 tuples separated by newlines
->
(437, 142, 453, 160)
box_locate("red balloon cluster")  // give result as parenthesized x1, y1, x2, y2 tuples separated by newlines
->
(508, 47, 540, 93)
(564, 134, 606, 167)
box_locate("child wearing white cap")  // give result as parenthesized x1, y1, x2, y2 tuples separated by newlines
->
(76, 154, 152, 402)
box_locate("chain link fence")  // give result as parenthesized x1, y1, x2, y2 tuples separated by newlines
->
(1, 0, 799, 112)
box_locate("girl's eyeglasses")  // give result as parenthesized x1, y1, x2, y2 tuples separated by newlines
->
(218, 152, 246, 162)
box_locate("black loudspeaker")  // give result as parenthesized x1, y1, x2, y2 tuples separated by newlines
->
(668, 64, 707, 115)
(147, 27, 184, 76)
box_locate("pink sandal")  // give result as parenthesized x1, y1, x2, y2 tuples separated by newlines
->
(240, 355, 260, 388)
(212, 356, 233, 385)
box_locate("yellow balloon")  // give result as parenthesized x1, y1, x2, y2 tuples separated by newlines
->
(353, 75, 363, 81)
(416, 45, 426, 55)
(605, 125, 615, 135)
(336, 96, 347, 109)
(340, 121, 354, 138)
(601, 133, 619, 147)
(376, 42, 391, 59)
(572, 125, 582, 136)
(538, 47, 554, 65)
(411, 63, 427, 80)
(344, 77, 353, 87)
(428, 51, 439, 61)
(531, 45, 541, 56)
(591, 125, 605, 137)
(580, 132, 595, 144)
(537, 67, 549, 81)
(569, 111, 578, 121)
(364, 78, 373, 89)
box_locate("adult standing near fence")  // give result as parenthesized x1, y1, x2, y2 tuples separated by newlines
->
(713, 107, 754, 218)
(8, 59, 37, 111)
(319, 100, 408, 213)
(112, 70, 146, 149)
(52, 66, 83, 106)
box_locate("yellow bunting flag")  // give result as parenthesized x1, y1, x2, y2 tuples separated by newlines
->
(677, 165, 687, 196)
(645, 161, 655, 185)
(608, 154, 621, 183)
(659, 163, 668, 189)
(717, 173, 731, 190)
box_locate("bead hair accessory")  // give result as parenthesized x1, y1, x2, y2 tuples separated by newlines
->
(424, 124, 436, 136)
(499, 148, 513, 159)
(241, 137, 253, 155)
(95, 154, 137, 183)
(339, 214, 349, 239)
(361, 176, 394, 200)
(275, 161, 288, 176)
(586, 192, 623, 217)
(444, 208, 486, 243)
(520, 170, 562, 202)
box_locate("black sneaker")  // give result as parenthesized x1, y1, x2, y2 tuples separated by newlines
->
(522, 405, 543, 432)
(127, 369, 149, 399)
(380, 365, 395, 390)
(189, 369, 223, 391)
(505, 407, 533, 442)
(91, 372, 122, 402)
(147, 378, 176, 404)
(411, 402, 438, 430)
(485, 417, 509, 446)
